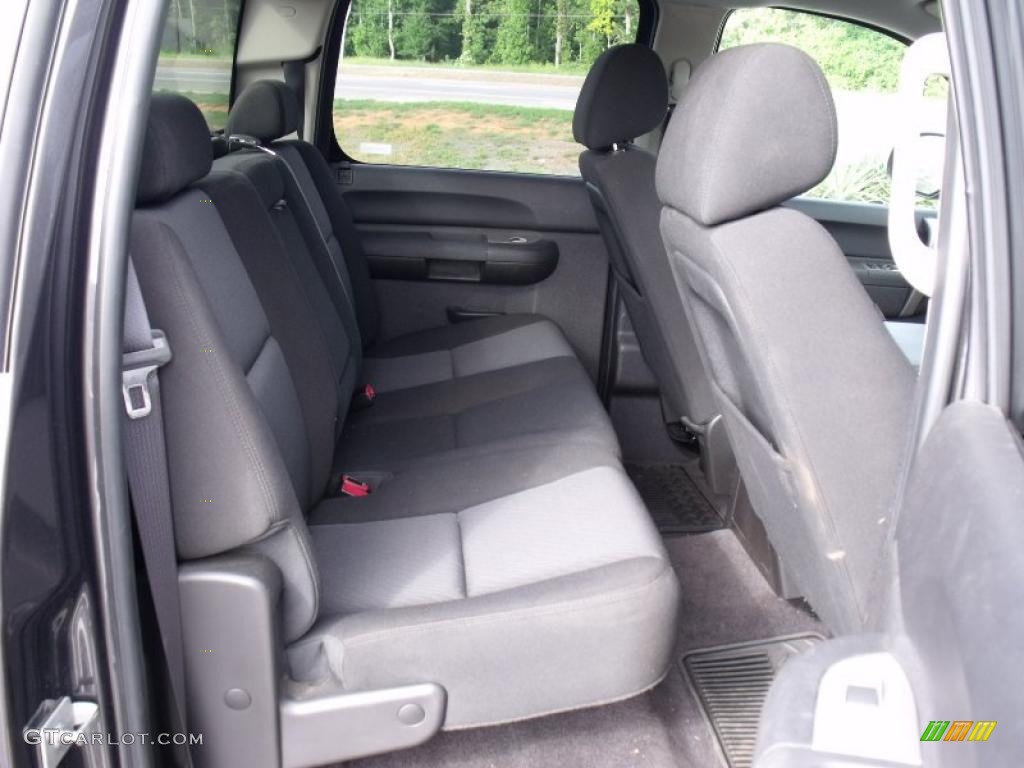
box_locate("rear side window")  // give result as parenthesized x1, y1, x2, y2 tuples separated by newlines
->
(335, 0, 641, 175)
(155, 1, 242, 131)
(718, 9, 910, 205)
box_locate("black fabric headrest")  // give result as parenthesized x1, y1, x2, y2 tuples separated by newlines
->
(136, 93, 214, 205)
(226, 80, 300, 143)
(573, 44, 669, 150)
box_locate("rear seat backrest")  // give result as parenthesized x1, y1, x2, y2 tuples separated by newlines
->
(131, 94, 322, 642)
(207, 154, 361, 435)
(226, 80, 381, 349)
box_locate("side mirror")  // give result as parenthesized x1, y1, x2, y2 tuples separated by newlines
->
(887, 131, 945, 200)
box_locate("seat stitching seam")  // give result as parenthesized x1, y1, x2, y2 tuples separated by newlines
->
(454, 514, 468, 599)
(334, 561, 673, 648)
(159, 219, 281, 537)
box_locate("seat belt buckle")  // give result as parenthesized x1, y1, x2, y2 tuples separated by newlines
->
(339, 475, 371, 498)
(351, 383, 376, 411)
(122, 330, 172, 420)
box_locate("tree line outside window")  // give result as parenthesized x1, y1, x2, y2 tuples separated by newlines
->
(157, 0, 638, 69)
(160, 0, 242, 57)
(344, 0, 639, 69)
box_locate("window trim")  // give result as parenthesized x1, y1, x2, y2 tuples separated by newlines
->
(714, 6, 911, 55)
(316, 0, 658, 173)
(153, 0, 246, 133)
(228, 0, 250, 107)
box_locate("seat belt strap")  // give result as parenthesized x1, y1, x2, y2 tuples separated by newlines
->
(225, 134, 359, 333)
(121, 262, 192, 764)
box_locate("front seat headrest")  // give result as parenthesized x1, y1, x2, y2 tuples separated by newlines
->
(573, 44, 669, 151)
(226, 80, 300, 144)
(656, 43, 837, 227)
(136, 93, 214, 206)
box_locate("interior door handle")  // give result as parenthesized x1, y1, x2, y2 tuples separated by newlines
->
(363, 231, 559, 285)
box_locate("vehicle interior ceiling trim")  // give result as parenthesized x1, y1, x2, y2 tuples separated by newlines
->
(315, 0, 351, 160)
(636, 0, 659, 47)
(944, 0, 1012, 412)
(81, 0, 169, 765)
(228, 0, 249, 107)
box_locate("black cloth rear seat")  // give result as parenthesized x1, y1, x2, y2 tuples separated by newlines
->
(130, 92, 679, 731)
(210, 144, 618, 477)
(226, 81, 587, 395)
(219, 91, 619, 473)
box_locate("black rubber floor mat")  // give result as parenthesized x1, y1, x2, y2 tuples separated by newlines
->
(682, 635, 823, 768)
(625, 463, 722, 534)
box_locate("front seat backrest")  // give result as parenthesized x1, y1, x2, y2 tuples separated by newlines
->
(655, 43, 916, 633)
(574, 45, 730, 493)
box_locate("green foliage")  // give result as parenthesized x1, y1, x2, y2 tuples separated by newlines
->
(719, 8, 905, 93)
(342, 0, 638, 67)
(807, 158, 890, 204)
(159, 0, 242, 57)
(349, 0, 392, 58)
(586, 0, 616, 43)
(159, 1, 907, 88)
(493, 0, 535, 64)
(399, 0, 460, 60)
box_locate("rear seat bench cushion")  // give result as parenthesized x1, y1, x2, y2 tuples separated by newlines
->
(336, 354, 621, 471)
(311, 441, 620, 525)
(363, 314, 577, 394)
(295, 465, 679, 729)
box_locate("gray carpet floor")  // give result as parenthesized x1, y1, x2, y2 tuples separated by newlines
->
(346, 530, 823, 767)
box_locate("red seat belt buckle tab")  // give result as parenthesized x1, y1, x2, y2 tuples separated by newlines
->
(340, 475, 371, 497)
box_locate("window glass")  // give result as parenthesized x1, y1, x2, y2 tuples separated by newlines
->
(335, 0, 641, 175)
(719, 8, 916, 205)
(155, 0, 242, 131)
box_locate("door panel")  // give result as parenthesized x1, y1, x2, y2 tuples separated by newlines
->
(754, 401, 1024, 767)
(789, 198, 909, 317)
(786, 197, 933, 319)
(361, 228, 559, 286)
(893, 401, 1024, 768)
(338, 164, 611, 378)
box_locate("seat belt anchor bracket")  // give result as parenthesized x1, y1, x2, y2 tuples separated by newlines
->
(122, 330, 172, 420)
